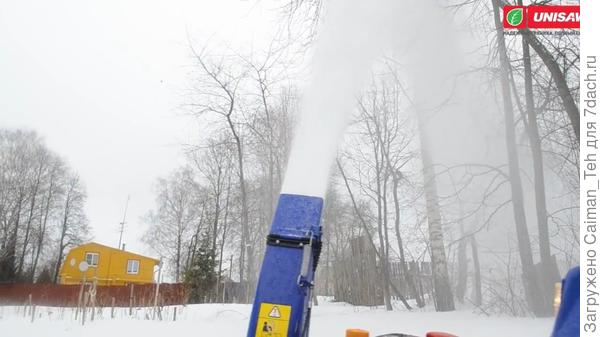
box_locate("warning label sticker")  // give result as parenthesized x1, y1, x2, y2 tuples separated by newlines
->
(254, 302, 291, 337)
(268, 306, 281, 318)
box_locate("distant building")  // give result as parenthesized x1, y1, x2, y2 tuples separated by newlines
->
(59, 242, 159, 286)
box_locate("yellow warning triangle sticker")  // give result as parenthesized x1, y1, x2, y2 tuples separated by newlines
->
(268, 306, 281, 318)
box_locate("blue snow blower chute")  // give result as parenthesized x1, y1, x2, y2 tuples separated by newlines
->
(247, 194, 323, 337)
(246, 193, 580, 337)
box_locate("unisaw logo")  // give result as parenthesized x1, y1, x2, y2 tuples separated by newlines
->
(503, 5, 580, 29)
(528, 6, 579, 29)
(532, 10, 579, 23)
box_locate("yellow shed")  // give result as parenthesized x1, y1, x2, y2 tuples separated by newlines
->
(59, 242, 159, 286)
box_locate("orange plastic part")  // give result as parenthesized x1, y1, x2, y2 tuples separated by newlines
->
(346, 329, 370, 337)
(426, 332, 458, 337)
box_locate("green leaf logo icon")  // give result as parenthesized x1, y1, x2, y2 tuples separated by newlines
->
(506, 8, 524, 27)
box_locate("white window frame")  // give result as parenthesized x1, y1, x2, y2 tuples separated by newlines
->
(85, 252, 99, 267)
(127, 259, 140, 274)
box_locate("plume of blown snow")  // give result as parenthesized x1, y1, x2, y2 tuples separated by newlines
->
(281, 0, 405, 197)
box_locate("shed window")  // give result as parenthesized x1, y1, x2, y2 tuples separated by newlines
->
(127, 260, 140, 274)
(85, 252, 99, 267)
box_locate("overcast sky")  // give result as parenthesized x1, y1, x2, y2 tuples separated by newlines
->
(0, 0, 280, 255)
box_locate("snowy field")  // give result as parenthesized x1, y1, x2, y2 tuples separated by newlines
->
(0, 299, 553, 337)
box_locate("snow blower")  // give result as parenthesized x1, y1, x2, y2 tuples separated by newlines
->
(246, 194, 462, 337)
(247, 194, 323, 337)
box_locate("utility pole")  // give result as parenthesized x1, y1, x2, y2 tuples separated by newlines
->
(118, 195, 130, 249)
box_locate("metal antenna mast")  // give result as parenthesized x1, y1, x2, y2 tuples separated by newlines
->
(118, 195, 130, 249)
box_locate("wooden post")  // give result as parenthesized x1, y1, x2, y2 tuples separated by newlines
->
(81, 292, 88, 326)
(111, 297, 116, 319)
(129, 284, 134, 316)
(157, 293, 162, 321)
(25, 294, 32, 318)
(173, 306, 177, 321)
(90, 277, 97, 322)
(30, 305, 36, 323)
(76, 275, 86, 319)
(151, 260, 162, 320)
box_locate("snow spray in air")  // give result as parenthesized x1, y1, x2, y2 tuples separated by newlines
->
(280, 0, 403, 198)
(247, 1, 403, 337)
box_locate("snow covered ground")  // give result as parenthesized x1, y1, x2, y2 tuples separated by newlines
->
(1, 298, 553, 337)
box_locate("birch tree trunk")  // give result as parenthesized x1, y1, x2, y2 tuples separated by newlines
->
(416, 113, 455, 311)
(470, 234, 482, 306)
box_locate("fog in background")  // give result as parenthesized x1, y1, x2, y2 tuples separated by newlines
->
(1, 0, 282, 252)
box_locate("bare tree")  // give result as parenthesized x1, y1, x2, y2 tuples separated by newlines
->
(1, 129, 89, 283)
(490, 0, 547, 316)
(16, 141, 48, 277)
(518, 23, 559, 314)
(53, 173, 89, 283)
(191, 137, 234, 260)
(142, 168, 199, 282)
(31, 156, 64, 282)
(522, 29, 579, 142)
(188, 45, 253, 297)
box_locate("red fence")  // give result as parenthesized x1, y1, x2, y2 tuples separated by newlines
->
(0, 283, 187, 307)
